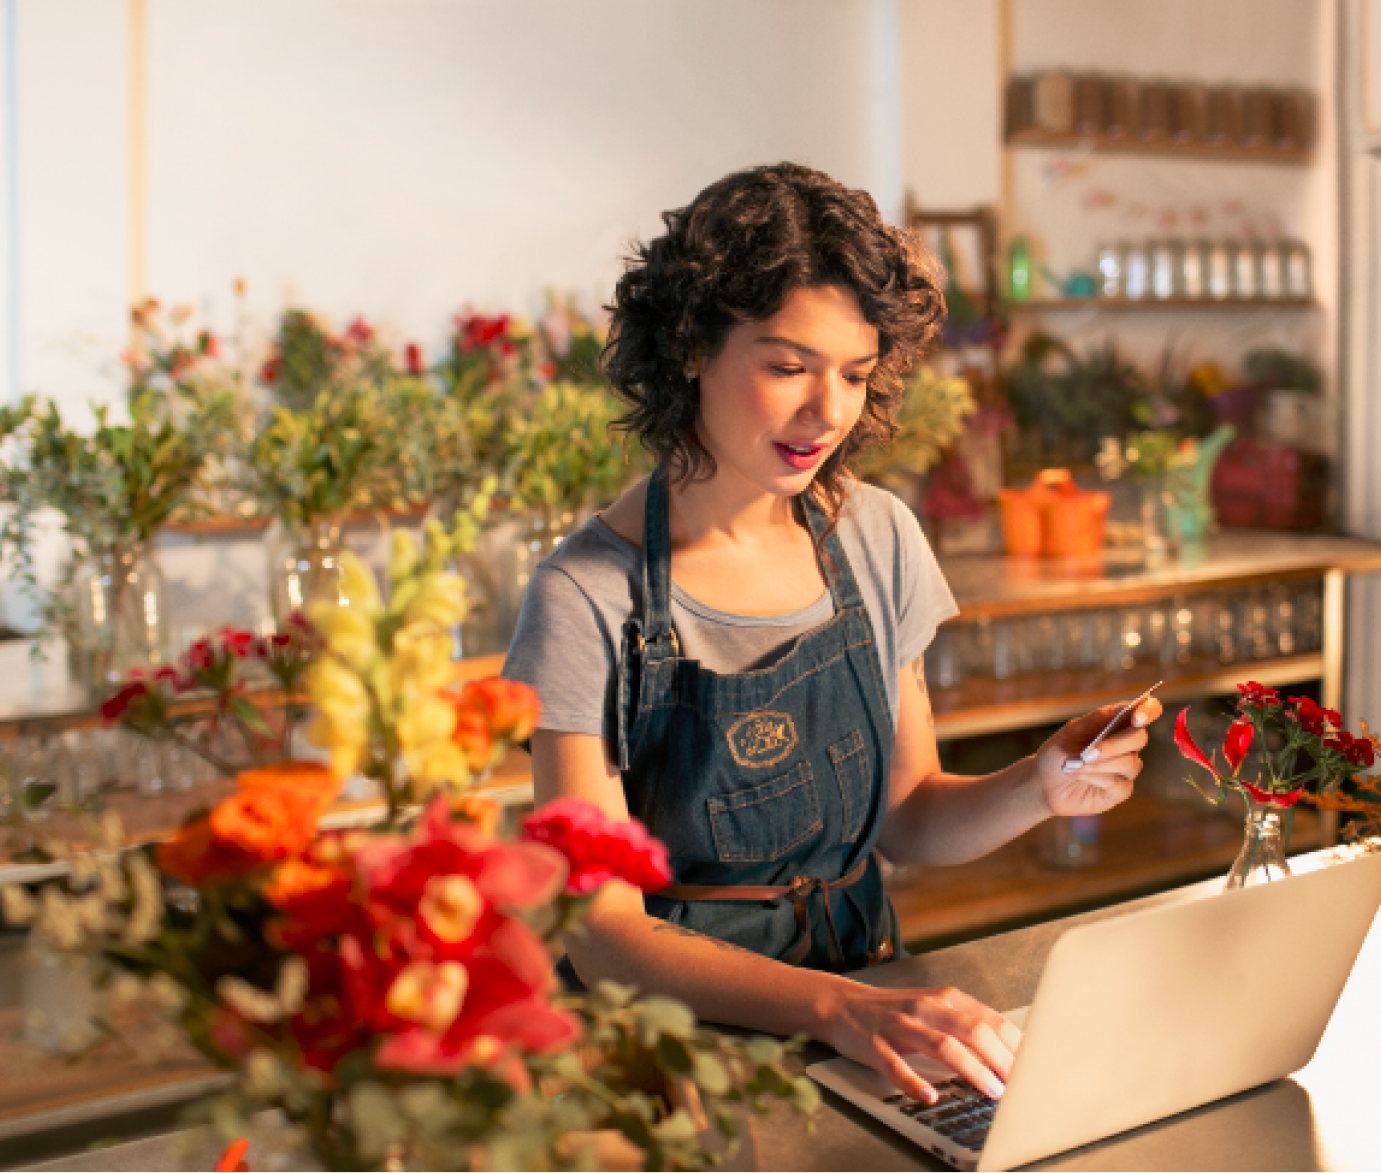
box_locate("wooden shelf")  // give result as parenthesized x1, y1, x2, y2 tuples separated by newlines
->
(1005, 125, 1313, 165)
(1005, 297, 1316, 312)
(886, 790, 1324, 952)
(931, 652, 1323, 741)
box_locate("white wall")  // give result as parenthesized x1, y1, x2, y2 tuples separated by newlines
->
(143, 0, 893, 360)
(900, 0, 1001, 212)
(1004, 0, 1336, 375)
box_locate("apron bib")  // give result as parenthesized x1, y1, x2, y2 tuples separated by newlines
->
(617, 468, 901, 971)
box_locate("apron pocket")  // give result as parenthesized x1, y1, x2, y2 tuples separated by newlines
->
(828, 729, 870, 842)
(707, 762, 823, 863)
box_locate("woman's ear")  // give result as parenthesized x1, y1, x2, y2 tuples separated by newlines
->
(684, 355, 702, 380)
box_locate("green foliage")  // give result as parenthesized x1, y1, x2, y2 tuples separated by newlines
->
(1241, 347, 1323, 394)
(0, 381, 238, 639)
(244, 383, 396, 533)
(853, 365, 976, 485)
(1005, 335, 1150, 465)
(505, 380, 643, 516)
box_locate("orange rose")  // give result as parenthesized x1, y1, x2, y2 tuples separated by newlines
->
(236, 761, 342, 808)
(451, 708, 495, 773)
(210, 788, 321, 867)
(157, 815, 257, 886)
(457, 678, 541, 742)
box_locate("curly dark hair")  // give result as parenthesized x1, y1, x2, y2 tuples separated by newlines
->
(603, 161, 946, 524)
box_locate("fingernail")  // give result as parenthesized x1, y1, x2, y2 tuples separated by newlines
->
(987, 1077, 1006, 1099)
(1081, 746, 1101, 762)
(1062, 758, 1082, 773)
(1133, 713, 1147, 727)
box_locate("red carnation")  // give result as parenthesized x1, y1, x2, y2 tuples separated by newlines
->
(220, 627, 256, 659)
(1237, 682, 1281, 711)
(1288, 697, 1335, 736)
(404, 342, 424, 375)
(1224, 719, 1254, 776)
(523, 799, 672, 896)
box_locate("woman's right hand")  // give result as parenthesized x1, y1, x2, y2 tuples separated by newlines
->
(821, 983, 1023, 1103)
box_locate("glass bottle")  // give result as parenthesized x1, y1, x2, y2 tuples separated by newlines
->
(1224, 805, 1292, 890)
(1007, 235, 1033, 302)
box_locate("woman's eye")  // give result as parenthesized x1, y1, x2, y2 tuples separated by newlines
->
(844, 372, 870, 387)
(770, 364, 805, 377)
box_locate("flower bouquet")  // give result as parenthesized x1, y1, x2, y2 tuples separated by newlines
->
(101, 617, 319, 778)
(0, 301, 239, 680)
(3, 519, 817, 1170)
(1174, 682, 1381, 886)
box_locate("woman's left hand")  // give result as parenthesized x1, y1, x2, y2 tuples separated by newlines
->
(1033, 695, 1164, 817)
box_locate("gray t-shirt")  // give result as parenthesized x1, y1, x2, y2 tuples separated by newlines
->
(502, 481, 958, 742)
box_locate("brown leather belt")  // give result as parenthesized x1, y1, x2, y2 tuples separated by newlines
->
(662, 855, 893, 971)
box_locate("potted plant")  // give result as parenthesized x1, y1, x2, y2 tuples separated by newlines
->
(0, 300, 238, 685)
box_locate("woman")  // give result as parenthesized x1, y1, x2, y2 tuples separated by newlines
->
(503, 163, 1161, 1104)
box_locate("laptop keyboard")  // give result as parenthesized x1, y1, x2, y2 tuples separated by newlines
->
(881, 1078, 997, 1152)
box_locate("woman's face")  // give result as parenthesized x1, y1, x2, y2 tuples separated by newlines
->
(692, 283, 879, 502)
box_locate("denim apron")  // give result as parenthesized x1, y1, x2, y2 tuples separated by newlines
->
(617, 468, 900, 971)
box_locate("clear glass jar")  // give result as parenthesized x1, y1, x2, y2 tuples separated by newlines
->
(512, 510, 576, 609)
(68, 541, 170, 688)
(1225, 806, 1292, 890)
(269, 518, 348, 625)
(22, 939, 99, 1054)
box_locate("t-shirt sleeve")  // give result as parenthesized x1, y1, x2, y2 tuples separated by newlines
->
(501, 563, 617, 738)
(893, 495, 959, 668)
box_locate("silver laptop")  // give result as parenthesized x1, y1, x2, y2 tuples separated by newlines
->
(809, 850, 1381, 1171)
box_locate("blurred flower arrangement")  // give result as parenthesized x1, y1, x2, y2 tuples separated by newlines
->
(3, 515, 817, 1170)
(0, 300, 240, 675)
(101, 617, 319, 776)
(854, 365, 976, 488)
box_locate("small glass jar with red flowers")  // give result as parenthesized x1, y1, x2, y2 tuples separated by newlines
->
(1175, 682, 1379, 888)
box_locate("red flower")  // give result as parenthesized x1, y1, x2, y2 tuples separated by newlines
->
(259, 357, 280, 385)
(1241, 778, 1307, 808)
(186, 638, 216, 673)
(220, 627, 256, 659)
(404, 342, 424, 375)
(523, 799, 673, 896)
(1326, 731, 1376, 768)
(101, 681, 148, 722)
(1288, 697, 1336, 736)
(344, 315, 374, 345)
(1174, 708, 1218, 776)
(1224, 719, 1254, 776)
(199, 331, 219, 358)
(1237, 682, 1281, 711)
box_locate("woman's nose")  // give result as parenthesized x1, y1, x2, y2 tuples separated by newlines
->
(801, 373, 857, 428)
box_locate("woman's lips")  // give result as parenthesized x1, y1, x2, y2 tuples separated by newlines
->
(773, 441, 827, 471)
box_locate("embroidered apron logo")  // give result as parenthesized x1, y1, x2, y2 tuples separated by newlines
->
(726, 711, 799, 768)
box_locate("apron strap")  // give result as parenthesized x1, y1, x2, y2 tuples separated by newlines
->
(798, 488, 867, 613)
(661, 854, 882, 972)
(640, 466, 677, 650)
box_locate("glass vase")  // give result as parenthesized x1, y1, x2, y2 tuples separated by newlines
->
(68, 541, 171, 688)
(1139, 477, 1172, 563)
(22, 939, 99, 1054)
(1225, 805, 1292, 890)
(512, 509, 575, 607)
(270, 519, 348, 625)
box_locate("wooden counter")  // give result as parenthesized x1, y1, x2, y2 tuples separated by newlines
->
(938, 529, 1381, 619)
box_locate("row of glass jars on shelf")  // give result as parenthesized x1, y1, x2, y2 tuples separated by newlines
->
(924, 582, 1324, 689)
(59, 509, 576, 694)
(1094, 238, 1311, 302)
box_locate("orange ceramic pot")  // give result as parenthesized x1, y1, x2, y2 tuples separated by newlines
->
(997, 489, 1043, 556)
